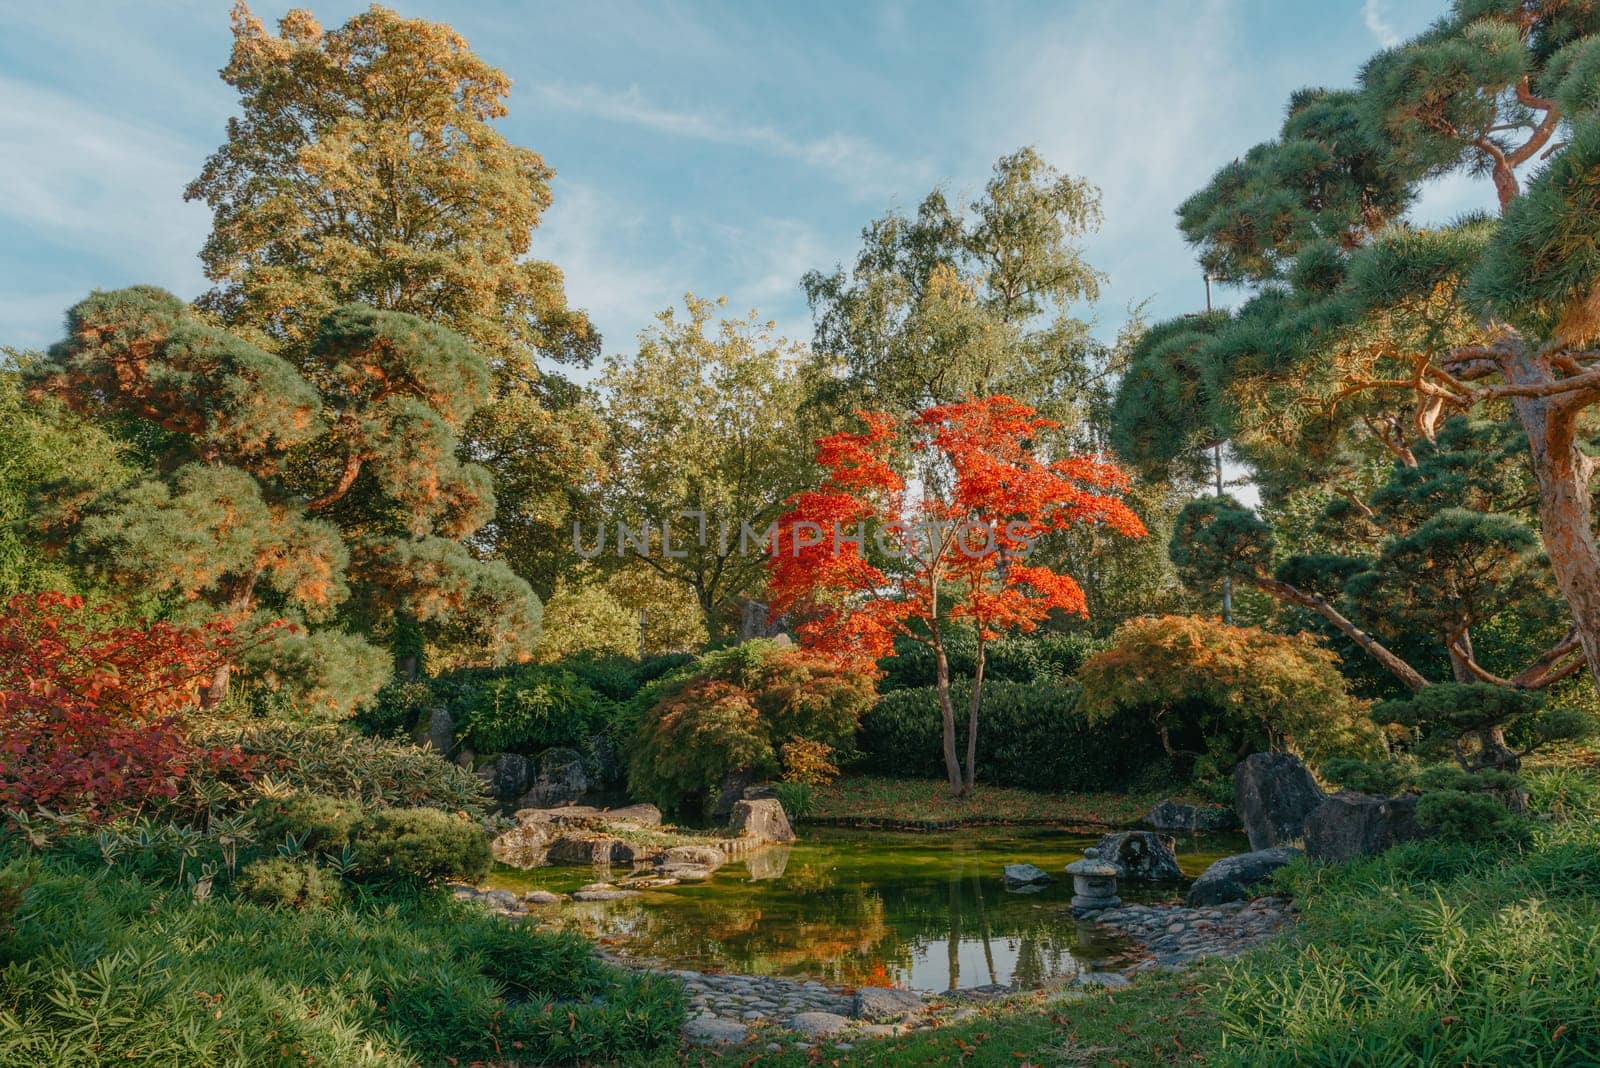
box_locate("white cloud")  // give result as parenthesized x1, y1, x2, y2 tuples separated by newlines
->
(0, 76, 210, 292)
(1363, 0, 1403, 48)
(533, 82, 929, 194)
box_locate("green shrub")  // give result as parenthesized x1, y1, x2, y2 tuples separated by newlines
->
(193, 722, 488, 815)
(567, 653, 695, 702)
(352, 806, 490, 885)
(1525, 764, 1600, 820)
(773, 781, 814, 820)
(627, 641, 875, 812)
(859, 680, 1166, 791)
(875, 629, 1106, 693)
(1415, 788, 1528, 843)
(355, 678, 433, 738)
(252, 793, 363, 852)
(454, 665, 608, 753)
(236, 857, 342, 910)
(1319, 756, 1416, 796)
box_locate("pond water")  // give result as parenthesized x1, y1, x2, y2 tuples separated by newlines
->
(487, 826, 1244, 992)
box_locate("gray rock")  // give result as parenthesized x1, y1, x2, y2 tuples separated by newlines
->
(788, 1011, 852, 1038)
(1186, 847, 1302, 906)
(852, 986, 923, 1021)
(660, 844, 727, 868)
(604, 803, 662, 827)
(572, 888, 642, 902)
(743, 782, 780, 802)
(483, 888, 520, 910)
(1095, 831, 1183, 881)
(1002, 863, 1053, 890)
(1142, 799, 1240, 834)
(659, 863, 715, 882)
(683, 1015, 749, 1046)
(1073, 972, 1131, 989)
(713, 768, 760, 818)
(519, 747, 590, 809)
(413, 707, 455, 755)
(490, 821, 553, 868)
(1235, 752, 1325, 850)
(522, 890, 562, 905)
(728, 798, 796, 843)
(1304, 791, 1426, 863)
(479, 752, 530, 804)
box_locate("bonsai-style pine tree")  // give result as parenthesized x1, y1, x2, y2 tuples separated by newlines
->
(1168, 416, 1591, 771)
(768, 395, 1145, 796)
(1115, 1, 1600, 692)
(29, 286, 540, 714)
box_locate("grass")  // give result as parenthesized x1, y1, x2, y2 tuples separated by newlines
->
(805, 774, 1212, 828)
(0, 843, 685, 1066)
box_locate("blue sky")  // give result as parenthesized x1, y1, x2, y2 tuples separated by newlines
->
(0, 0, 1494, 368)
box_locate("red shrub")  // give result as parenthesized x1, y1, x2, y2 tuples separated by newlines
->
(0, 592, 245, 819)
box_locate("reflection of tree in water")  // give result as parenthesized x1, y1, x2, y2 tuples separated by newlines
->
(538, 830, 1154, 989)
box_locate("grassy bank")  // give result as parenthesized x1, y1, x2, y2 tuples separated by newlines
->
(804, 774, 1213, 828)
(0, 846, 685, 1066)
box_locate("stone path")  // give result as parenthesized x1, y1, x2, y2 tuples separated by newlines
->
(1089, 895, 1296, 970)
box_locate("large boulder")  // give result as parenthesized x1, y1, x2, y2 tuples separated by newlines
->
(712, 768, 760, 818)
(1304, 791, 1426, 863)
(518, 747, 589, 809)
(727, 798, 795, 843)
(1095, 831, 1183, 881)
(1142, 800, 1240, 834)
(1235, 753, 1325, 850)
(604, 803, 663, 827)
(852, 986, 924, 1022)
(1186, 847, 1302, 906)
(478, 752, 531, 804)
(659, 845, 727, 869)
(491, 820, 554, 868)
(412, 707, 455, 755)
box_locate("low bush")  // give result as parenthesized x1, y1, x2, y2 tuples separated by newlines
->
(236, 856, 342, 909)
(350, 806, 490, 885)
(0, 852, 685, 1065)
(859, 680, 1166, 791)
(252, 792, 363, 852)
(1079, 614, 1381, 768)
(627, 641, 875, 812)
(193, 722, 488, 815)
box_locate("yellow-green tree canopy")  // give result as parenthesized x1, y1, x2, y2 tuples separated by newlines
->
(1078, 614, 1378, 763)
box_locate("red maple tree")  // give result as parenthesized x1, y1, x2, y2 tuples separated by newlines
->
(0, 592, 247, 819)
(768, 395, 1146, 795)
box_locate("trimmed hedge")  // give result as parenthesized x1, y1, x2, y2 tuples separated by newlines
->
(875, 630, 1107, 693)
(858, 680, 1166, 791)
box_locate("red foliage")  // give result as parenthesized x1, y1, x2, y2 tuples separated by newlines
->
(768, 395, 1146, 664)
(0, 592, 247, 819)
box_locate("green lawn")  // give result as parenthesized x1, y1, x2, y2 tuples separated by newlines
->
(805, 774, 1214, 828)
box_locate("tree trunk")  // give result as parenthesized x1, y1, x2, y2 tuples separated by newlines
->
(1449, 632, 1521, 773)
(933, 640, 964, 796)
(962, 641, 986, 796)
(1505, 348, 1600, 695)
(199, 661, 231, 709)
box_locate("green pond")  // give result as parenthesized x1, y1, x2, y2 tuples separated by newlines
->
(487, 826, 1244, 992)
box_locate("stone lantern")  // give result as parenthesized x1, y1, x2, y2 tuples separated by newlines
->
(1065, 847, 1120, 915)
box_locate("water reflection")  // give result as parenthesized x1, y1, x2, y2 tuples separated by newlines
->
(489, 826, 1242, 992)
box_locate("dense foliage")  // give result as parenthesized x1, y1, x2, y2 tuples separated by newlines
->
(858, 680, 1166, 792)
(0, 592, 246, 819)
(627, 640, 874, 812)
(1078, 614, 1380, 769)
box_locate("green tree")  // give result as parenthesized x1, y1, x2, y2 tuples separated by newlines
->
(185, 3, 604, 595)
(804, 147, 1109, 446)
(596, 296, 821, 636)
(1117, 1, 1600, 694)
(29, 287, 539, 714)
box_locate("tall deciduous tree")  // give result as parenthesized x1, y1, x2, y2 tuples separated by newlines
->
(29, 287, 539, 713)
(1116, 1, 1600, 696)
(597, 296, 823, 635)
(768, 395, 1145, 795)
(804, 147, 1109, 447)
(185, 3, 603, 592)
